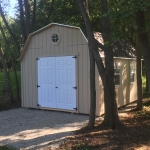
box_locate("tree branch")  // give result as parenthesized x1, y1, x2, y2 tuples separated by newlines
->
(0, 3, 20, 54)
(46, 0, 55, 25)
(76, 0, 106, 85)
(24, 0, 31, 36)
(31, 0, 36, 32)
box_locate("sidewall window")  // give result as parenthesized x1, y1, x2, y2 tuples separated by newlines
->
(114, 62, 121, 85)
(130, 62, 135, 83)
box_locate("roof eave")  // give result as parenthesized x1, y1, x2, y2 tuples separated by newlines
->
(19, 33, 33, 61)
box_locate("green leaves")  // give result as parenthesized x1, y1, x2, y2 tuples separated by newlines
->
(106, 0, 150, 44)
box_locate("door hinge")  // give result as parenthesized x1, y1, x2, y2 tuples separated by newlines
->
(72, 56, 76, 59)
(37, 85, 41, 88)
(73, 107, 77, 111)
(73, 86, 77, 90)
(37, 103, 41, 107)
(37, 58, 40, 60)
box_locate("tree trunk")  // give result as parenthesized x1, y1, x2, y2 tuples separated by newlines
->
(77, 0, 123, 129)
(134, 10, 150, 93)
(101, 0, 122, 129)
(83, 0, 89, 16)
(0, 44, 13, 103)
(31, 0, 36, 32)
(82, 0, 96, 130)
(46, 0, 55, 25)
(88, 50, 96, 129)
(0, 25, 20, 101)
(136, 34, 143, 110)
(24, 0, 31, 36)
(77, 0, 106, 85)
(18, 0, 27, 42)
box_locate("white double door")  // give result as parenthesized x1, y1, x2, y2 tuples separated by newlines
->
(38, 56, 76, 110)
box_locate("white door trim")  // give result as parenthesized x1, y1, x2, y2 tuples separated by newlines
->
(37, 56, 77, 111)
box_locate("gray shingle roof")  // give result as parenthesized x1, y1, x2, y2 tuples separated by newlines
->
(94, 32, 136, 58)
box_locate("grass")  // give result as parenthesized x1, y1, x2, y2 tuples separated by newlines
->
(0, 71, 21, 96)
(0, 146, 16, 150)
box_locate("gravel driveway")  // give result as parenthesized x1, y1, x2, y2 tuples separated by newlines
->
(0, 108, 88, 150)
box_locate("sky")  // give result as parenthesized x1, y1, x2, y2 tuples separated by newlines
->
(9, 0, 18, 17)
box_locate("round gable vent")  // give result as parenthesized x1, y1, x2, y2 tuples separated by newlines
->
(51, 31, 60, 45)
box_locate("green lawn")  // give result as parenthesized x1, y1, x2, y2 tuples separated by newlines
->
(0, 71, 21, 96)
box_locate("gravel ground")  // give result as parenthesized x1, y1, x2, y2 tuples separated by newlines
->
(0, 108, 88, 150)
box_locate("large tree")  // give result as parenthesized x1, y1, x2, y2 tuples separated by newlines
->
(77, 0, 123, 129)
(82, 0, 96, 129)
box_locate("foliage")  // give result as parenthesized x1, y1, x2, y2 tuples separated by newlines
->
(35, 0, 102, 31)
(107, 0, 150, 44)
(0, 71, 21, 95)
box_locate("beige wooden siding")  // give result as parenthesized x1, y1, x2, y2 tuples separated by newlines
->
(129, 60, 137, 102)
(63, 27, 68, 54)
(120, 60, 129, 106)
(94, 58, 137, 115)
(95, 66, 104, 116)
(82, 45, 90, 114)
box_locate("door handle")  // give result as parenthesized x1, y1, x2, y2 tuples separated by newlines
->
(55, 87, 58, 88)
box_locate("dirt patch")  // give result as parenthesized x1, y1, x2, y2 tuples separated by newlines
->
(49, 100, 150, 150)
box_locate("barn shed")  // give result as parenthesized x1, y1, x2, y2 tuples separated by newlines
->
(20, 23, 137, 116)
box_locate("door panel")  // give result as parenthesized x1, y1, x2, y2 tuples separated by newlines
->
(38, 57, 56, 108)
(56, 56, 76, 110)
(38, 56, 76, 110)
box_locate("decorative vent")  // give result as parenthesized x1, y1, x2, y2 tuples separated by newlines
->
(51, 31, 60, 45)
(51, 34, 59, 42)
